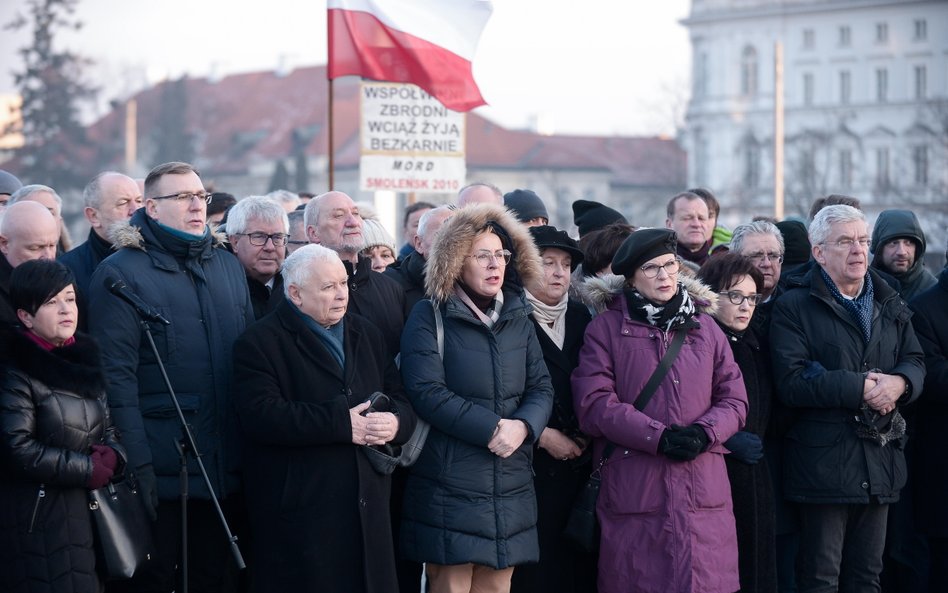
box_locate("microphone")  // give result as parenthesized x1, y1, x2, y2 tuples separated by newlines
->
(105, 277, 171, 326)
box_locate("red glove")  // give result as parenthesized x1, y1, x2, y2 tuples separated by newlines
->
(91, 444, 118, 472)
(87, 446, 115, 489)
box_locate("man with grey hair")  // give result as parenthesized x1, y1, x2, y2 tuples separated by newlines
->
(10, 183, 72, 252)
(227, 196, 290, 319)
(59, 172, 143, 326)
(457, 181, 503, 207)
(386, 205, 455, 311)
(304, 191, 406, 355)
(0, 201, 60, 323)
(770, 204, 925, 593)
(730, 220, 786, 335)
(266, 188, 302, 213)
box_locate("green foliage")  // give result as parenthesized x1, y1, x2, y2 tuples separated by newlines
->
(4, 0, 98, 189)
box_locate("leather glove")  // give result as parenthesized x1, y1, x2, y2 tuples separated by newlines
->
(87, 449, 115, 489)
(134, 464, 159, 522)
(659, 424, 709, 462)
(724, 431, 763, 465)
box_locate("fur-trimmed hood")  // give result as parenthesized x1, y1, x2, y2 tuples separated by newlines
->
(108, 213, 227, 251)
(577, 273, 719, 316)
(0, 326, 107, 398)
(424, 203, 543, 303)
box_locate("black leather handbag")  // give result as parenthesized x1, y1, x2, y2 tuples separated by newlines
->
(563, 330, 687, 553)
(88, 477, 155, 580)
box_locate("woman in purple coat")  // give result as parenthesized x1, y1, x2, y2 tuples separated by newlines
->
(572, 229, 747, 593)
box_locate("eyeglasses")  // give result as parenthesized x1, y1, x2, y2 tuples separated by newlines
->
(237, 232, 289, 246)
(718, 291, 763, 306)
(151, 191, 213, 204)
(746, 251, 784, 264)
(466, 249, 512, 267)
(822, 237, 871, 250)
(640, 259, 680, 279)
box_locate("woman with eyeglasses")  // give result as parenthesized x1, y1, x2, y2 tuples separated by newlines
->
(697, 253, 778, 593)
(398, 203, 553, 593)
(572, 228, 748, 593)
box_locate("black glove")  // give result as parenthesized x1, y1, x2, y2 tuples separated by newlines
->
(659, 424, 709, 462)
(724, 431, 763, 465)
(133, 464, 159, 522)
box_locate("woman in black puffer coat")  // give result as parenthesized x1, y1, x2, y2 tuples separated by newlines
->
(0, 260, 125, 593)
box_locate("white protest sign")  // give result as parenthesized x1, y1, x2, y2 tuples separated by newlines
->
(359, 82, 466, 194)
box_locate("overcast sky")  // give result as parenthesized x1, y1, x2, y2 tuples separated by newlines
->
(0, 0, 692, 137)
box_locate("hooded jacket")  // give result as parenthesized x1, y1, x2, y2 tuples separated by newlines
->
(571, 273, 747, 593)
(0, 328, 125, 593)
(87, 210, 254, 501)
(399, 203, 554, 569)
(870, 209, 937, 300)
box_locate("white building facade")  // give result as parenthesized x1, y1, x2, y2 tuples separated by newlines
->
(682, 0, 948, 238)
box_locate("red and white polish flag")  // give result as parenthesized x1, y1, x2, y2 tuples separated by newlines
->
(327, 0, 493, 112)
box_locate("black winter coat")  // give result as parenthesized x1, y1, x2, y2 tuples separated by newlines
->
(58, 229, 113, 331)
(0, 253, 15, 325)
(384, 248, 426, 312)
(719, 323, 777, 593)
(344, 256, 408, 355)
(246, 273, 283, 320)
(770, 267, 926, 503)
(909, 267, 948, 536)
(399, 290, 554, 569)
(233, 300, 416, 593)
(0, 329, 125, 593)
(88, 211, 254, 500)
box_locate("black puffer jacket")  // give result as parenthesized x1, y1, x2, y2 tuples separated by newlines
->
(384, 248, 426, 312)
(344, 255, 408, 355)
(0, 328, 125, 593)
(770, 267, 925, 503)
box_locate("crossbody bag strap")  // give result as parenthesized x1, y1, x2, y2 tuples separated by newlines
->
(599, 328, 688, 463)
(431, 299, 444, 360)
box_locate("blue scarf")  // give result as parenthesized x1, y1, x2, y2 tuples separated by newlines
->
(289, 302, 345, 368)
(821, 268, 874, 344)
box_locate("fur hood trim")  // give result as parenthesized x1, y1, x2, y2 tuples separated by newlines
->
(424, 203, 543, 303)
(0, 327, 107, 397)
(108, 219, 226, 251)
(578, 273, 719, 316)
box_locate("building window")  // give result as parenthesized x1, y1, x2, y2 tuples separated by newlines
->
(913, 145, 928, 185)
(840, 70, 851, 105)
(914, 65, 927, 100)
(741, 46, 758, 96)
(839, 25, 851, 47)
(744, 143, 760, 189)
(803, 73, 814, 106)
(876, 68, 888, 102)
(876, 22, 888, 43)
(914, 19, 927, 41)
(839, 149, 853, 187)
(803, 28, 814, 49)
(876, 147, 890, 188)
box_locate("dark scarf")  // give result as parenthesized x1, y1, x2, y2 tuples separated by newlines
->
(624, 283, 696, 332)
(677, 238, 713, 267)
(821, 268, 874, 344)
(87, 228, 114, 262)
(144, 215, 213, 281)
(289, 301, 345, 368)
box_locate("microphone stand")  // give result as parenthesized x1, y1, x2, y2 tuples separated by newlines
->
(139, 317, 245, 593)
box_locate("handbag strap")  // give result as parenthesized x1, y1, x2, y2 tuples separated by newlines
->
(431, 300, 444, 360)
(599, 328, 688, 463)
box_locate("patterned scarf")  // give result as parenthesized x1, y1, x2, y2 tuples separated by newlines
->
(821, 268, 874, 344)
(624, 283, 696, 332)
(454, 283, 504, 329)
(525, 289, 568, 349)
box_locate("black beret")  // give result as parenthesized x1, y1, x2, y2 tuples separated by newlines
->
(612, 228, 677, 278)
(572, 199, 627, 238)
(504, 189, 549, 223)
(529, 225, 584, 272)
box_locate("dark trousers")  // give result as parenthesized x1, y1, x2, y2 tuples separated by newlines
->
(796, 502, 888, 593)
(106, 498, 247, 593)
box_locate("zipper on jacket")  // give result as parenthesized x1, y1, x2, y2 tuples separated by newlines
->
(28, 484, 46, 533)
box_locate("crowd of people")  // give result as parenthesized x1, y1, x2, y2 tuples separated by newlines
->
(0, 162, 945, 593)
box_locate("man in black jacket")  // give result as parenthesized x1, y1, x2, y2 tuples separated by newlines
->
(225, 195, 288, 320)
(88, 162, 254, 593)
(770, 204, 925, 593)
(59, 172, 142, 327)
(0, 201, 60, 323)
(385, 204, 455, 311)
(870, 209, 937, 301)
(304, 191, 406, 355)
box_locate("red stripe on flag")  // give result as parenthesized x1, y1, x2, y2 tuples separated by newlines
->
(328, 8, 486, 112)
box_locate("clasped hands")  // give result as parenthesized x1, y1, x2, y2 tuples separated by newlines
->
(488, 419, 529, 458)
(659, 424, 710, 462)
(863, 371, 905, 416)
(350, 400, 399, 446)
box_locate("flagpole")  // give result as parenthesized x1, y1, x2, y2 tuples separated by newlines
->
(773, 41, 784, 220)
(328, 77, 335, 190)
